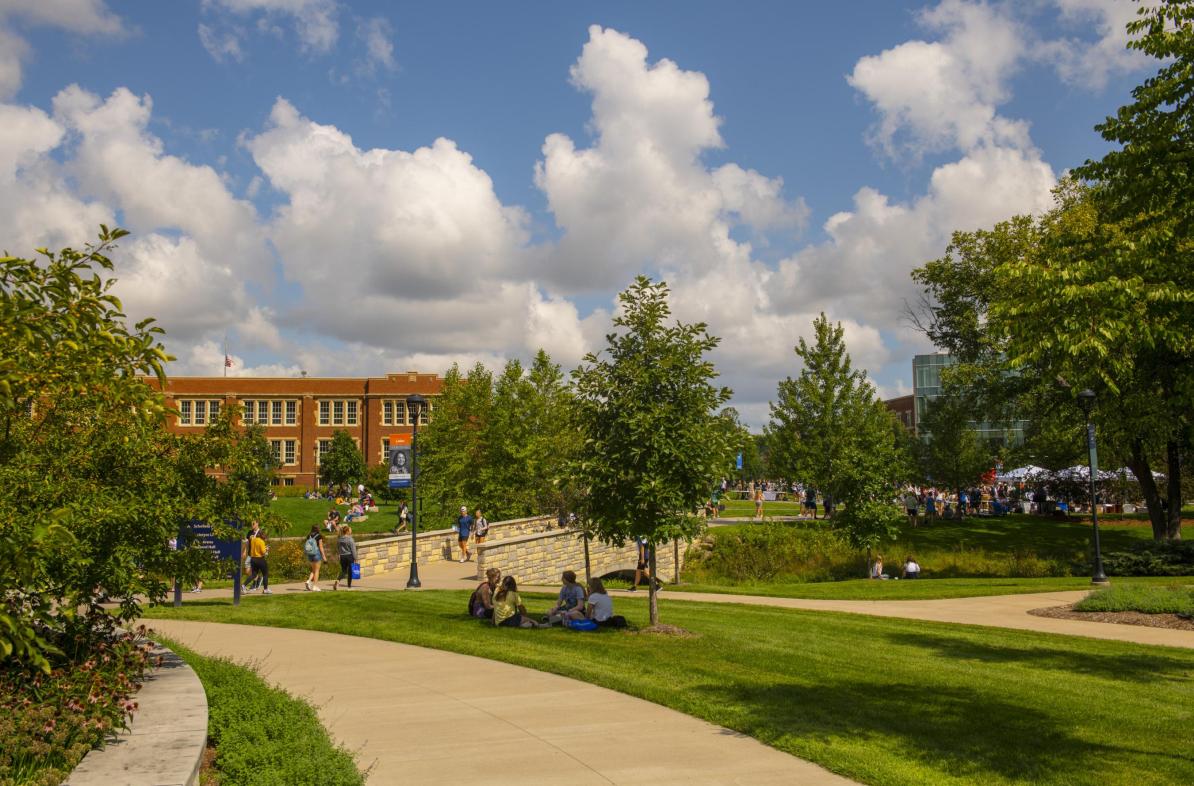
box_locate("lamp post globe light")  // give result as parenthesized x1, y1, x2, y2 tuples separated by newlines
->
(1077, 389, 1110, 586)
(405, 394, 427, 589)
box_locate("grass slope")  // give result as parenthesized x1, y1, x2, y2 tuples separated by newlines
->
(147, 591, 1194, 786)
(1076, 585, 1194, 615)
(162, 638, 362, 786)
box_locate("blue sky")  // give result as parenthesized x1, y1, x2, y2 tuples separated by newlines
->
(0, 0, 1155, 427)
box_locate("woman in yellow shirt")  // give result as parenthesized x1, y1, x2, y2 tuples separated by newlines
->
(243, 522, 272, 595)
(492, 577, 545, 628)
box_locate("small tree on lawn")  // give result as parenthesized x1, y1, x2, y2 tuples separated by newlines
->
(320, 429, 365, 493)
(572, 276, 732, 626)
(767, 313, 909, 569)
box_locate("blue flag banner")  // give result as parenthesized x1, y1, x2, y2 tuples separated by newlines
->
(736, 452, 743, 470)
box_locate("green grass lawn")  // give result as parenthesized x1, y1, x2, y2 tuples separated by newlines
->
(669, 575, 1194, 600)
(145, 590, 1194, 786)
(267, 497, 401, 537)
(718, 499, 808, 517)
(1075, 584, 1194, 615)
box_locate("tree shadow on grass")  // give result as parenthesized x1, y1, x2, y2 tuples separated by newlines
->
(882, 629, 1194, 684)
(694, 679, 1176, 784)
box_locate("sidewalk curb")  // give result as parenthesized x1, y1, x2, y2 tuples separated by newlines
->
(64, 642, 208, 786)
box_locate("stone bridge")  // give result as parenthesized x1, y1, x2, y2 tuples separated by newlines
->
(355, 514, 686, 584)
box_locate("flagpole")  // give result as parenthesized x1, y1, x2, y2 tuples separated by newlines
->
(223, 333, 228, 378)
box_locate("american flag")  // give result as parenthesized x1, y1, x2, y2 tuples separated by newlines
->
(224, 355, 233, 368)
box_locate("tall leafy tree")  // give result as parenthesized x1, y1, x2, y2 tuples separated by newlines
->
(0, 228, 272, 671)
(523, 350, 583, 519)
(319, 429, 365, 492)
(572, 277, 732, 625)
(916, 392, 994, 518)
(768, 314, 908, 557)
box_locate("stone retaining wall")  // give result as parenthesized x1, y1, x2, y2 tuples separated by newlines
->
(475, 530, 685, 585)
(356, 515, 554, 577)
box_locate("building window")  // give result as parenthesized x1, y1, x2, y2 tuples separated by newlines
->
(271, 400, 283, 425)
(380, 438, 390, 463)
(317, 439, 332, 464)
(270, 439, 297, 466)
(243, 399, 298, 426)
(381, 399, 409, 426)
(286, 400, 297, 425)
(177, 399, 221, 427)
(317, 399, 358, 426)
(257, 400, 269, 424)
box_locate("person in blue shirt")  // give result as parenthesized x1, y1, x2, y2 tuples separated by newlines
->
(456, 505, 474, 562)
(631, 536, 657, 591)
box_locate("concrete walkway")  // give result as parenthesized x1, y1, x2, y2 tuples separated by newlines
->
(150, 619, 855, 786)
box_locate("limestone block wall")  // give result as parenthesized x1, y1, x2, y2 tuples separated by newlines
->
(356, 515, 554, 578)
(475, 529, 685, 585)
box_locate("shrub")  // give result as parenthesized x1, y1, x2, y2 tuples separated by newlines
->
(166, 641, 363, 786)
(1102, 541, 1194, 577)
(0, 626, 155, 786)
(1075, 584, 1194, 615)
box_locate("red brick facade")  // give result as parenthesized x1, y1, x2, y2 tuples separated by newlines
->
(153, 372, 442, 488)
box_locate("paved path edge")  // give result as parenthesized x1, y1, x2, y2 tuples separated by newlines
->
(64, 642, 207, 786)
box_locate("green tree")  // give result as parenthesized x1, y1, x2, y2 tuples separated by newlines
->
(913, 181, 1187, 540)
(523, 350, 582, 520)
(916, 392, 994, 518)
(319, 429, 365, 492)
(0, 228, 273, 671)
(768, 314, 908, 559)
(572, 277, 732, 625)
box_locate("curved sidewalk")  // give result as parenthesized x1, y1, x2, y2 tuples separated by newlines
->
(150, 619, 856, 786)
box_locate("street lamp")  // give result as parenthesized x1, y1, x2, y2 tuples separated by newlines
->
(405, 394, 426, 589)
(1077, 389, 1110, 586)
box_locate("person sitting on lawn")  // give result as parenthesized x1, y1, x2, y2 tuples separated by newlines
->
(902, 555, 921, 579)
(547, 570, 586, 624)
(324, 509, 341, 532)
(493, 576, 547, 628)
(583, 577, 616, 626)
(870, 555, 888, 580)
(470, 568, 501, 619)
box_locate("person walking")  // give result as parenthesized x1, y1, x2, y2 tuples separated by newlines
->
(395, 501, 409, 533)
(631, 536, 656, 592)
(244, 522, 271, 594)
(753, 487, 765, 520)
(303, 525, 325, 591)
(456, 505, 473, 562)
(473, 508, 490, 544)
(333, 524, 358, 590)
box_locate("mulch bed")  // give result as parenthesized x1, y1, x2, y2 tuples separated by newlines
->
(1029, 603, 1194, 631)
(635, 624, 699, 638)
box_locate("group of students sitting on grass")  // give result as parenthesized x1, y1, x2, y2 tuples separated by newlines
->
(468, 569, 627, 629)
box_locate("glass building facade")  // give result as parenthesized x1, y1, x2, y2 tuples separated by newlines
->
(912, 353, 1026, 447)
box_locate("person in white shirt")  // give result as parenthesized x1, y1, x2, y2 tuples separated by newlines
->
(583, 577, 615, 624)
(902, 556, 921, 579)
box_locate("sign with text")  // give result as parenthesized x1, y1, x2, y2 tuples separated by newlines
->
(389, 433, 412, 488)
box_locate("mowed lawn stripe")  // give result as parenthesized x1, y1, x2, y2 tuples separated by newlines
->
(145, 590, 1194, 786)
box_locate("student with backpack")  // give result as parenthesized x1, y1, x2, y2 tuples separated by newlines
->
(468, 568, 501, 619)
(303, 525, 325, 591)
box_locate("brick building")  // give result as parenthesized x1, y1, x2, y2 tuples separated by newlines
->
(154, 372, 443, 488)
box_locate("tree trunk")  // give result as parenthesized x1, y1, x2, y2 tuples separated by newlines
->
(672, 539, 680, 584)
(582, 531, 592, 585)
(1128, 438, 1167, 541)
(1166, 440, 1183, 541)
(648, 546, 659, 626)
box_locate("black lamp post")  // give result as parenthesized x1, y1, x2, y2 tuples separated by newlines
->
(1077, 389, 1110, 585)
(405, 394, 427, 589)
